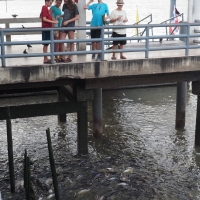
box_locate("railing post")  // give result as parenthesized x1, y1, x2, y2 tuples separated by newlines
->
(185, 24, 190, 56)
(101, 27, 105, 60)
(0, 30, 6, 67)
(5, 23, 11, 42)
(145, 26, 149, 58)
(50, 29, 54, 64)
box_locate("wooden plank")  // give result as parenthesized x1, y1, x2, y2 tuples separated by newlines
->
(0, 101, 83, 120)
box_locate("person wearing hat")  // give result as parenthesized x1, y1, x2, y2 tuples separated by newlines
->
(84, 0, 110, 61)
(110, 0, 128, 60)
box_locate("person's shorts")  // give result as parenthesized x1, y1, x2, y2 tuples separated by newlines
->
(112, 32, 127, 45)
(91, 29, 101, 39)
(61, 25, 75, 33)
(42, 31, 50, 46)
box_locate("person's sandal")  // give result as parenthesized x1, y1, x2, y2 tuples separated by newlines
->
(66, 57, 72, 62)
(111, 56, 116, 60)
(56, 57, 66, 63)
(120, 56, 126, 59)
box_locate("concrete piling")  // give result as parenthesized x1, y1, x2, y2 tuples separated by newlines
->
(77, 102, 88, 154)
(175, 82, 187, 129)
(192, 81, 200, 145)
(92, 88, 103, 138)
(57, 87, 66, 123)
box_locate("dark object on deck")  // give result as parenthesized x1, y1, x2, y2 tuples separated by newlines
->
(106, 45, 120, 50)
(159, 38, 162, 43)
(27, 44, 32, 49)
(12, 14, 18, 18)
(22, 25, 25, 28)
(23, 49, 28, 54)
(46, 128, 60, 200)
(6, 107, 15, 193)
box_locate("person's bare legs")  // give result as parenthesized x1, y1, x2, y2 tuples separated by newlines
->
(96, 42, 101, 59)
(43, 45, 49, 62)
(120, 44, 126, 59)
(59, 31, 67, 60)
(67, 31, 74, 60)
(112, 44, 117, 59)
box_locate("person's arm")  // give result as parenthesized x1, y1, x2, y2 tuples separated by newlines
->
(43, 17, 58, 24)
(103, 5, 110, 21)
(110, 15, 121, 23)
(63, 14, 79, 26)
(123, 12, 128, 23)
(50, 7, 56, 20)
(84, 0, 93, 9)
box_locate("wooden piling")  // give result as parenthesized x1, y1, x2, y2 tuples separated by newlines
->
(6, 107, 15, 193)
(77, 102, 88, 154)
(46, 128, 60, 200)
(24, 150, 29, 199)
(24, 150, 36, 200)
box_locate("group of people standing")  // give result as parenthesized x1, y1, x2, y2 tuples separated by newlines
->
(40, 0, 128, 64)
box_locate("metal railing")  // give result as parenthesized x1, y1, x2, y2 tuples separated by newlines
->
(160, 13, 184, 38)
(0, 23, 199, 67)
(131, 14, 153, 39)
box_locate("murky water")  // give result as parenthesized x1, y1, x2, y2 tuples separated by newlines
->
(0, 86, 200, 199)
(1, 0, 200, 199)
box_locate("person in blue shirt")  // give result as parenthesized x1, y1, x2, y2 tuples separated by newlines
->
(84, 0, 110, 61)
(50, 0, 63, 61)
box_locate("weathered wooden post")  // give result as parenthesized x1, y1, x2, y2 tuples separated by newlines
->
(24, 150, 36, 200)
(192, 81, 200, 145)
(57, 87, 66, 123)
(175, 82, 187, 128)
(93, 88, 103, 137)
(46, 128, 60, 200)
(77, 102, 88, 154)
(24, 150, 29, 199)
(6, 107, 15, 193)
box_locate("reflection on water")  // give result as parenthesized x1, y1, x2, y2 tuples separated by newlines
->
(0, 86, 200, 199)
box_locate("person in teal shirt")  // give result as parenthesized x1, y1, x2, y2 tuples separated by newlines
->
(50, 0, 63, 61)
(84, 0, 110, 61)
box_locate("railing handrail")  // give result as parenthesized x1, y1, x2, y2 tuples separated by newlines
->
(0, 22, 198, 67)
(160, 13, 184, 24)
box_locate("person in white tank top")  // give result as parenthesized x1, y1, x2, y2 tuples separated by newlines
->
(110, 0, 128, 60)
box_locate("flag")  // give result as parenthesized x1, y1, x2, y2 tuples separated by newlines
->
(169, 5, 179, 35)
(135, 6, 139, 36)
